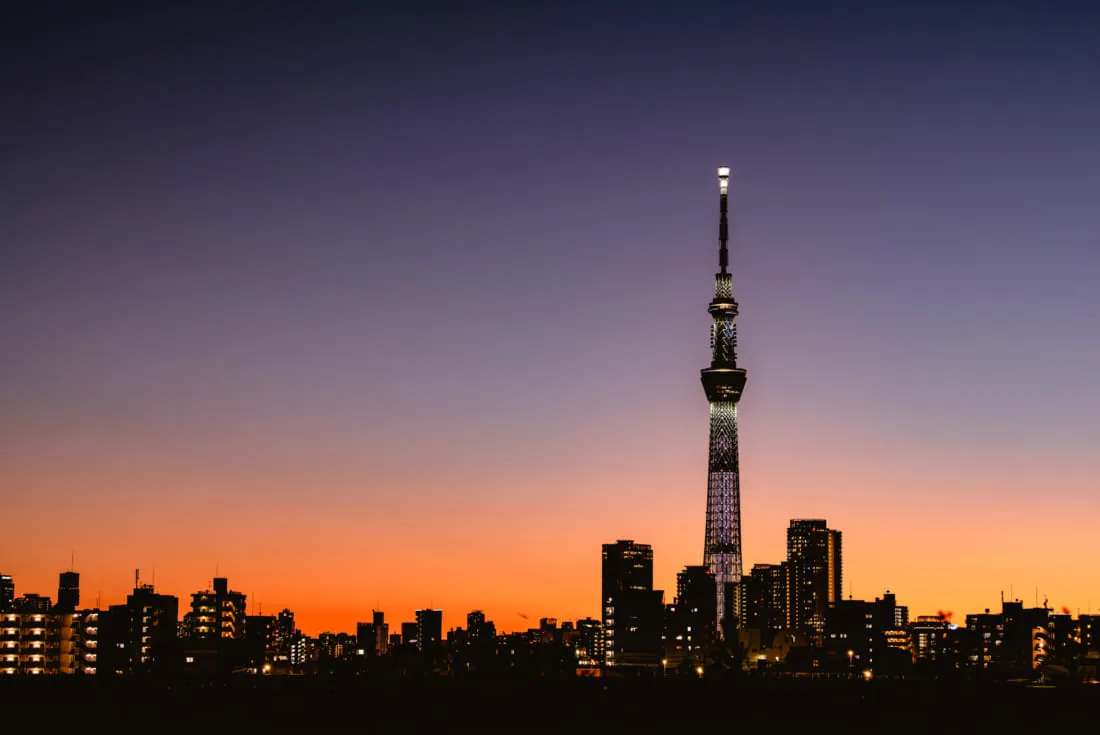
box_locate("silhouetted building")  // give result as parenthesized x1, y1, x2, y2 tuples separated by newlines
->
(824, 592, 910, 674)
(466, 610, 495, 644)
(97, 585, 179, 675)
(664, 566, 718, 669)
(127, 585, 179, 674)
(786, 520, 842, 641)
(13, 593, 51, 613)
(416, 609, 442, 653)
(1080, 615, 1100, 652)
(243, 615, 276, 672)
(355, 610, 389, 657)
(602, 540, 663, 670)
(271, 608, 295, 670)
(966, 599, 1050, 677)
(0, 575, 13, 612)
(56, 572, 79, 613)
(372, 610, 389, 656)
(400, 622, 418, 649)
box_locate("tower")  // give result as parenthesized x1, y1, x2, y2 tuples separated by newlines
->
(701, 166, 748, 635)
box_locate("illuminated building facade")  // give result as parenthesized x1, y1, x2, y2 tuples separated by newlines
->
(1081, 615, 1100, 652)
(786, 519, 842, 641)
(1, 596, 58, 675)
(73, 609, 100, 675)
(823, 593, 910, 673)
(910, 615, 952, 663)
(739, 562, 790, 639)
(965, 599, 1051, 677)
(189, 577, 246, 643)
(125, 585, 179, 674)
(700, 166, 748, 635)
(573, 617, 602, 668)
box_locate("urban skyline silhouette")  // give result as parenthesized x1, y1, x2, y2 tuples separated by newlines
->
(3, 0, 1098, 680)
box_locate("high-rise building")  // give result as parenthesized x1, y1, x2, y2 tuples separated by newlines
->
(242, 615, 276, 672)
(127, 585, 179, 674)
(72, 609, 100, 675)
(56, 571, 80, 613)
(664, 566, 718, 668)
(189, 577, 246, 644)
(0, 575, 14, 612)
(97, 585, 179, 675)
(415, 609, 442, 653)
(355, 610, 389, 657)
(602, 539, 654, 600)
(700, 166, 748, 634)
(786, 519, 842, 640)
(55, 576, 82, 674)
(372, 610, 389, 656)
(601, 540, 663, 669)
(466, 610, 495, 645)
(739, 562, 789, 638)
(573, 617, 603, 668)
(966, 599, 1051, 676)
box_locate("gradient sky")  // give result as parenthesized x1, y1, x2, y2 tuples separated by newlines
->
(2, 1, 1099, 635)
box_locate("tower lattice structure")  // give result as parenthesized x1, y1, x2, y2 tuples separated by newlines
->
(701, 166, 747, 635)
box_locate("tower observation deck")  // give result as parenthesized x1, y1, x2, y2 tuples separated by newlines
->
(702, 166, 747, 636)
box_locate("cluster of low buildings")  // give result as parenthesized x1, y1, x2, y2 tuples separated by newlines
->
(0, 571, 591, 678)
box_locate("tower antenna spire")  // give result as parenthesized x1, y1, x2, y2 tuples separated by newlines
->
(717, 166, 730, 274)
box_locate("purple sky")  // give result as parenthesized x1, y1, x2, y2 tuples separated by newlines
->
(2, 1, 1098, 631)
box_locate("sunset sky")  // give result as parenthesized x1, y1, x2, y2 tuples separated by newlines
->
(2, 1, 1099, 635)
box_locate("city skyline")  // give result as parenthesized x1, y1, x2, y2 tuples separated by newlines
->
(3, 1, 1100, 637)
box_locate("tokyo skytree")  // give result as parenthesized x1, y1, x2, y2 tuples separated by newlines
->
(700, 166, 747, 635)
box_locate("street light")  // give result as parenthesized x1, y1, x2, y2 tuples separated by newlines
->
(661, 658, 668, 677)
(847, 649, 854, 673)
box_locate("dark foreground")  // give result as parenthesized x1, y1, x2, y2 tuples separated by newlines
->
(3, 676, 1097, 732)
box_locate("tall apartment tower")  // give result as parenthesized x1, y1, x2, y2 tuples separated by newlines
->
(601, 540, 663, 668)
(0, 575, 14, 612)
(701, 166, 748, 634)
(57, 571, 80, 612)
(415, 609, 443, 652)
(190, 577, 247, 643)
(786, 519, 843, 640)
